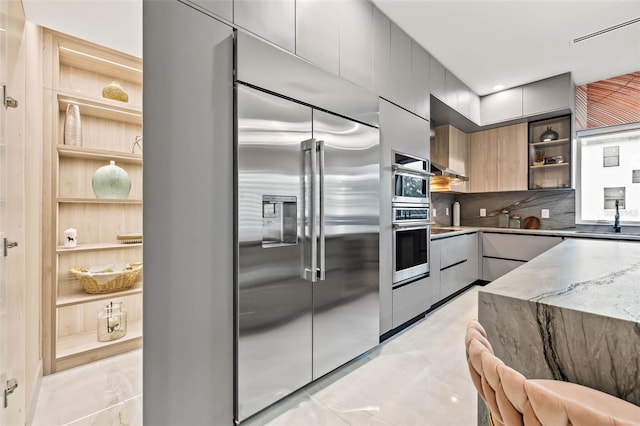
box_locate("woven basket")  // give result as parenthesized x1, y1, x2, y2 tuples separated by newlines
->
(70, 262, 142, 294)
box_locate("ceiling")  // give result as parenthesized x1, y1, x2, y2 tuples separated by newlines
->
(372, 0, 640, 95)
(21, 0, 142, 58)
(20, 1, 640, 95)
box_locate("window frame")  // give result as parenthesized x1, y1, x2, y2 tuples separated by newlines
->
(575, 122, 640, 225)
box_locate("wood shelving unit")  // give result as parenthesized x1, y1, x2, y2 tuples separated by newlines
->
(58, 145, 142, 164)
(528, 115, 572, 190)
(57, 282, 143, 307)
(43, 30, 143, 374)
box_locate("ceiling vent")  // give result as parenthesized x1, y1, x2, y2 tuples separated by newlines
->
(573, 17, 640, 43)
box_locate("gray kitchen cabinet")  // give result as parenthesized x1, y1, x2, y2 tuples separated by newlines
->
(469, 92, 481, 124)
(437, 233, 479, 302)
(187, 0, 232, 21)
(392, 278, 428, 328)
(445, 69, 460, 110)
(482, 257, 525, 282)
(429, 56, 446, 102)
(464, 232, 479, 284)
(426, 239, 441, 308)
(481, 233, 562, 281)
(481, 87, 523, 125)
(144, 1, 234, 423)
(457, 83, 471, 118)
(340, 0, 374, 91)
(372, 6, 391, 99)
(391, 237, 442, 329)
(438, 234, 468, 299)
(522, 74, 573, 117)
(380, 98, 429, 159)
(411, 41, 430, 119)
(295, 0, 340, 75)
(389, 22, 412, 109)
(234, 0, 295, 52)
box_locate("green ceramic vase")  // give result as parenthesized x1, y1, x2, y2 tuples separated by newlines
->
(92, 160, 131, 199)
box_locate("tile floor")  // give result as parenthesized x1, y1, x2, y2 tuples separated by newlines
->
(32, 286, 480, 425)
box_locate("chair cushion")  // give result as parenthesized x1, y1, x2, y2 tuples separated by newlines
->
(531, 379, 640, 424)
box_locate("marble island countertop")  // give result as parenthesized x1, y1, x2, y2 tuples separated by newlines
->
(478, 237, 640, 409)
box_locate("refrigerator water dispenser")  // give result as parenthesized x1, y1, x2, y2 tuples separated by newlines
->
(262, 195, 297, 247)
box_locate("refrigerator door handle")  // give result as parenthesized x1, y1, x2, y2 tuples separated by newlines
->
(301, 138, 318, 282)
(318, 140, 326, 281)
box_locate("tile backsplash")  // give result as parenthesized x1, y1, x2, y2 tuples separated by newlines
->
(432, 189, 575, 229)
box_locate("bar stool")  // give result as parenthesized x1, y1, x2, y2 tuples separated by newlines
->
(465, 320, 640, 426)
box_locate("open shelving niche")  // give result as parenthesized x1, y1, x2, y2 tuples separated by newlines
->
(528, 115, 572, 190)
(43, 30, 143, 374)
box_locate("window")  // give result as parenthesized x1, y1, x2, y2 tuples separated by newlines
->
(577, 123, 640, 224)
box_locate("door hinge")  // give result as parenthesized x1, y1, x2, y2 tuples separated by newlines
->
(2, 85, 18, 109)
(3, 238, 17, 257)
(1, 374, 18, 409)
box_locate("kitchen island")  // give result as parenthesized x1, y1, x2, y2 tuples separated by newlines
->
(478, 238, 640, 421)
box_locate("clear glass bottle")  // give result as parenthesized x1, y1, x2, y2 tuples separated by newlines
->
(509, 215, 521, 229)
(97, 302, 127, 342)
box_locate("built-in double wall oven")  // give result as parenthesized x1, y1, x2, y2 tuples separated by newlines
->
(391, 152, 433, 287)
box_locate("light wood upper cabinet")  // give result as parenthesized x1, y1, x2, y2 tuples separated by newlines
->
(469, 123, 528, 192)
(432, 125, 469, 192)
(234, 0, 295, 52)
(497, 123, 528, 191)
(296, 0, 340, 75)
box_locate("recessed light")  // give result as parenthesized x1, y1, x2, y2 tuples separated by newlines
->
(492, 84, 505, 91)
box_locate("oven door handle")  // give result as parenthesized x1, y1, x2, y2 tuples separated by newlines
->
(392, 221, 434, 230)
(392, 164, 435, 177)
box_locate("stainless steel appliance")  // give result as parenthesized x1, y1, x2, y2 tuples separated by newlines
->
(392, 204, 431, 286)
(392, 151, 431, 206)
(236, 83, 380, 421)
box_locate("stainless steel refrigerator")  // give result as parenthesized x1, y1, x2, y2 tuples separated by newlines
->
(236, 83, 380, 421)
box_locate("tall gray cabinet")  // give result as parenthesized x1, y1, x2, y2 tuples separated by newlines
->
(143, 1, 234, 424)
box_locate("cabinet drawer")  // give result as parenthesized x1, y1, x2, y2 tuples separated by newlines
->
(440, 235, 468, 268)
(482, 233, 561, 261)
(482, 257, 525, 281)
(440, 261, 468, 300)
(392, 279, 428, 328)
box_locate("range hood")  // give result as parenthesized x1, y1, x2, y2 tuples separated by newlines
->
(431, 162, 468, 181)
(430, 162, 468, 192)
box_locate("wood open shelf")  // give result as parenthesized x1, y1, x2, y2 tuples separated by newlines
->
(58, 197, 142, 204)
(57, 242, 142, 253)
(57, 319, 143, 359)
(530, 163, 570, 169)
(57, 282, 143, 308)
(58, 42, 142, 84)
(529, 138, 569, 147)
(58, 145, 142, 164)
(57, 91, 142, 125)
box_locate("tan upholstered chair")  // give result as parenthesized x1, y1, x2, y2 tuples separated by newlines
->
(465, 320, 640, 426)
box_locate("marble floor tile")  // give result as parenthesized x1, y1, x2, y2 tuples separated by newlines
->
(32, 350, 142, 426)
(33, 286, 480, 425)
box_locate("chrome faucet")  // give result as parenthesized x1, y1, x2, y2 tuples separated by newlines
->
(614, 199, 621, 233)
